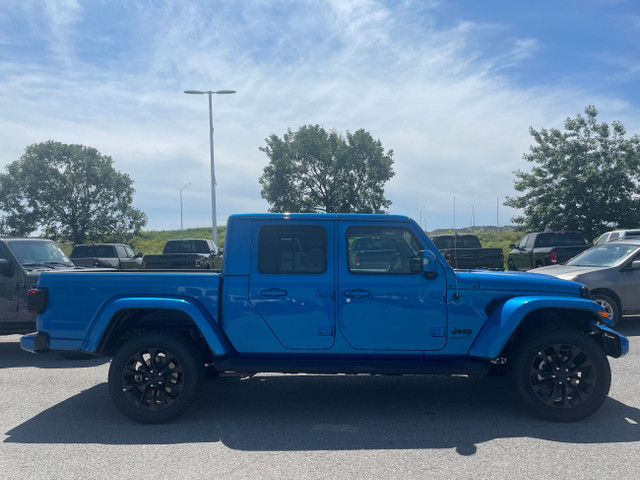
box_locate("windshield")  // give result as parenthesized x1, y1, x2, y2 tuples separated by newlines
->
(7, 240, 73, 267)
(566, 242, 640, 267)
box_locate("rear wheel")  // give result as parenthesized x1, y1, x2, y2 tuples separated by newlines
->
(509, 328, 610, 422)
(108, 331, 204, 424)
(507, 259, 516, 271)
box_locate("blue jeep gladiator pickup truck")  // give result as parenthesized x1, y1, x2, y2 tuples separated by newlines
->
(21, 214, 628, 424)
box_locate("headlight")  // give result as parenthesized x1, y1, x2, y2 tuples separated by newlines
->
(580, 285, 591, 299)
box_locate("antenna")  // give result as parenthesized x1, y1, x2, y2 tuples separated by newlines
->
(453, 196, 460, 300)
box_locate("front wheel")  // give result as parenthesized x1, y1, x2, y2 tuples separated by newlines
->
(592, 293, 620, 326)
(509, 328, 611, 422)
(108, 331, 204, 424)
(507, 259, 517, 271)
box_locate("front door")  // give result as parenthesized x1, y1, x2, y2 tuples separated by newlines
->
(338, 222, 448, 351)
(248, 221, 335, 350)
(623, 252, 640, 313)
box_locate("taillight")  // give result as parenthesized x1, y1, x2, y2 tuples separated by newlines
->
(499, 251, 504, 264)
(93, 259, 99, 267)
(549, 251, 558, 264)
(194, 258, 202, 269)
(27, 288, 48, 314)
(444, 251, 453, 266)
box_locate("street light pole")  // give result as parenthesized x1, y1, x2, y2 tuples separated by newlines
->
(180, 182, 191, 230)
(184, 89, 236, 247)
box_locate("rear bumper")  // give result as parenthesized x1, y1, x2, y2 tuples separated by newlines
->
(20, 332, 50, 353)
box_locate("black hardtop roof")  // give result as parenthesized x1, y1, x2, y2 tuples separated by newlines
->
(73, 243, 129, 247)
(165, 238, 211, 242)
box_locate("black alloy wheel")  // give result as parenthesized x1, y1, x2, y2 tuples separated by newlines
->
(108, 331, 204, 424)
(509, 328, 611, 422)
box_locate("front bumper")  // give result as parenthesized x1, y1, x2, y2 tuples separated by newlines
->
(592, 324, 629, 358)
(20, 332, 50, 353)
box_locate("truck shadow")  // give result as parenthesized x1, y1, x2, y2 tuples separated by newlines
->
(615, 316, 640, 337)
(0, 337, 109, 369)
(5, 374, 640, 455)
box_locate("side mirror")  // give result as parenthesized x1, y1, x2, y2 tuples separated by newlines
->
(509, 244, 516, 249)
(136, 252, 143, 258)
(422, 250, 438, 274)
(0, 258, 14, 276)
(631, 260, 640, 270)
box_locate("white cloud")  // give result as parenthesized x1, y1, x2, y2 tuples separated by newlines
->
(1, 0, 638, 232)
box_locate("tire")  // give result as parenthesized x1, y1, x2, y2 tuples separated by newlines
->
(507, 259, 517, 271)
(108, 331, 204, 424)
(592, 293, 620, 326)
(509, 328, 611, 422)
(534, 260, 544, 269)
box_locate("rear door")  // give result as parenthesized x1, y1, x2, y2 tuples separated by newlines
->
(248, 220, 335, 349)
(337, 221, 448, 351)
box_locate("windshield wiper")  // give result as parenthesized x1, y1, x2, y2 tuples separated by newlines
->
(22, 262, 54, 269)
(45, 261, 75, 267)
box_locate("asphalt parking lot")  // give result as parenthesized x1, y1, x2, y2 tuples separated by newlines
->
(2, 320, 640, 479)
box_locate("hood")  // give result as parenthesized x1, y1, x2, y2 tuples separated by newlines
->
(23, 264, 77, 281)
(531, 264, 606, 280)
(456, 270, 584, 297)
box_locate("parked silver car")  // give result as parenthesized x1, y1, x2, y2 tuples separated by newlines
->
(531, 239, 640, 325)
(594, 229, 640, 245)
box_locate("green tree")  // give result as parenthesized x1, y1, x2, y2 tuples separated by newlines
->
(505, 106, 640, 241)
(0, 141, 147, 244)
(259, 125, 394, 213)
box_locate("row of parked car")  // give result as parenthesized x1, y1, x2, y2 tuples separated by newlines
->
(67, 238, 221, 270)
(2, 226, 639, 337)
(0, 237, 221, 336)
(430, 228, 640, 326)
(526, 229, 640, 326)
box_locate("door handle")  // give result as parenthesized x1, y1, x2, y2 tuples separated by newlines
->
(344, 289, 371, 298)
(260, 288, 288, 297)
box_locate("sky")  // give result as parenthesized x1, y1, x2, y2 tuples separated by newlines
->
(1, 0, 639, 232)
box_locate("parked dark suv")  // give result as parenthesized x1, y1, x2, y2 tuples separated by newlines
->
(1, 237, 74, 335)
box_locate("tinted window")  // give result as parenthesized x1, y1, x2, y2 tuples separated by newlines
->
(525, 235, 535, 249)
(164, 240, 209, 253)
(347, 226, 422, 274)
(258, 225, 327, 274)
(71, 245, 116, 257)
(535, 232, 586, 247)
(433, 235, 481, 249)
